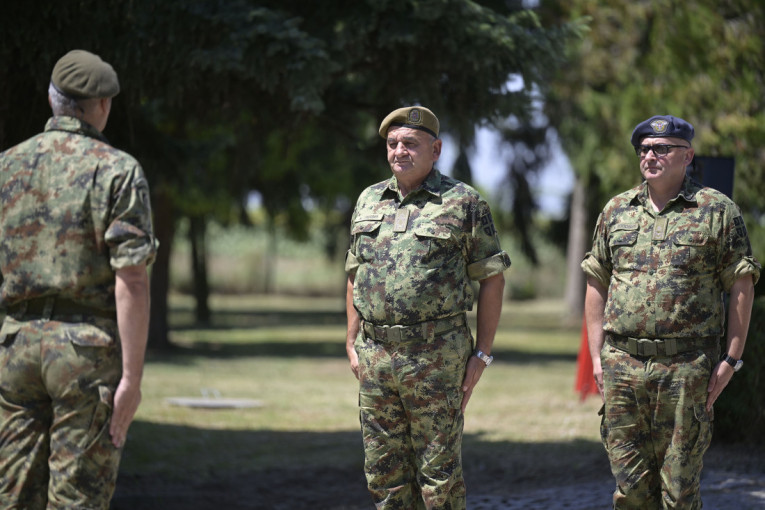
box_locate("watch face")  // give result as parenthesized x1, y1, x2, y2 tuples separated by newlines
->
(734, 360, 743, 372)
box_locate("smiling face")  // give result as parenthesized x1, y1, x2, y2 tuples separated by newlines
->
(386, 126, 441, 192)
(637, 136, 694, 188)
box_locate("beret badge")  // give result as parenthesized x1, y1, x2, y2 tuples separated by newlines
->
(408, 109, 422, 125)
(650, 119, 669, 134)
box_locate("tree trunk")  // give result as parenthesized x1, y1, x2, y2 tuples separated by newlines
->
(189, 215, 211, 323)
(148, 186, 175, 350)
(564, 178, 588, 321)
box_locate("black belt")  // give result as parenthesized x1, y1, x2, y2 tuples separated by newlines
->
(5, 297, 116, 320)
(606, 333, 717, 357)
(363, 314, 467, 343)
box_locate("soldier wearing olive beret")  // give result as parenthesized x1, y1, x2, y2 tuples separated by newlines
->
(0, 50, 157, 508)
(346, 106, 510, 509)
(582, 114, 759, 508)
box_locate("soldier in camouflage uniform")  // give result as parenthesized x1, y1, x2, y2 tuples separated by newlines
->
(0, 50, 157, 509)
(582, 115, 760, 509)
(345, 106, 511, 509)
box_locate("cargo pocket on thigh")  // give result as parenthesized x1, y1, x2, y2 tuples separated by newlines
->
(690, 402, 713, 458)
(79, 385, 114, 451)
(598, 404, 609, 450)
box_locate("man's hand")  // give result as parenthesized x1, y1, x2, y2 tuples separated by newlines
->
(461, 356, 486, 413)
(706, 361, 735, 413)
(109, 377, 142, 448)
(347, 343, 360, 380)
(592, 355, 605, 402)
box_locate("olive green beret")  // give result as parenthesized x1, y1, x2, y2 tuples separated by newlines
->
(378, 106, 440, 139)
(51, 49, 120, 99)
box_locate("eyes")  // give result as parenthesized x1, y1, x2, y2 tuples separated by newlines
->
(388, 139, 418, 150)
(634, 144, 691, 158)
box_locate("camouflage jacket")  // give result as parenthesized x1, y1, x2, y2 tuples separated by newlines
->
(0, 116, 158, 311)
(582, 176, 760, 338)
(345, 169, 511, 326)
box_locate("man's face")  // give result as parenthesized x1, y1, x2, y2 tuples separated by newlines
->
(637, 137, 694, 186)
(386, 126, 441, 184)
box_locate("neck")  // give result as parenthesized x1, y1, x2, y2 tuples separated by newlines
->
(646, 179, 683, 212)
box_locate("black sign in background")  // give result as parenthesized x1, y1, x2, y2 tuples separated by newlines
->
(687, 156, 735, 199)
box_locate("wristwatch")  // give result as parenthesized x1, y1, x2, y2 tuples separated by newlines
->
(723, 354, 743, 372)
(474, 350, 493, 367)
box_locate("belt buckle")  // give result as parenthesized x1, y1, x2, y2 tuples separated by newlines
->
(386, 325, 403, 343)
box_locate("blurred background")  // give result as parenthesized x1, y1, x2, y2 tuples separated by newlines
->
(2, 1, 764, 507)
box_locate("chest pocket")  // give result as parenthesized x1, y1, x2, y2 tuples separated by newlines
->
(351, 215, 383, 262)
(413, 224, 460, 267)
(671, 229, 713, 274)
(608, 223, 639, 270)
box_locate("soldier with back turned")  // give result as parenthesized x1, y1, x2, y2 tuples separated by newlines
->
(0, 49, 157, 508)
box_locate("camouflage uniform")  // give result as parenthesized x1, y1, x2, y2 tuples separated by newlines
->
(346, 169, 510, 509)
(582, 176, 760, 509)
(0, 116, 157, 509)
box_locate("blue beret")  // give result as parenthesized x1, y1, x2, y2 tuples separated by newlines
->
(630, 115, 694, 146)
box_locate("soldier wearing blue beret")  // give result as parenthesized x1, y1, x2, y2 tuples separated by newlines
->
(0, 50, 157, 508)
(582, 114, 760, 508)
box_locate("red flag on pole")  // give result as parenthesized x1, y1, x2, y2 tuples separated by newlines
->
(575, 315, 599, 400)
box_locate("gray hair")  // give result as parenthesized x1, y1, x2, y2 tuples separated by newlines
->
(48, 82, 83, 117)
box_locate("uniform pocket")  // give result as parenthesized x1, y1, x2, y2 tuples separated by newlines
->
(351, 215, 383, 263)
(79, 385, 114, 450)
(608, 224, 639, 270)
(413, 224, 458, 267)
(671, 229, 713, 274)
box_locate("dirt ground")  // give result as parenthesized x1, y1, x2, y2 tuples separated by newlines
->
(111, 442, 765, 509)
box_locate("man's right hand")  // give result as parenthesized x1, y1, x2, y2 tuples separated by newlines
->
(347, 344, 360, 380)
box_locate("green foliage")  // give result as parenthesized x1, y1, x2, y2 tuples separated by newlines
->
(713, 296, 765, 443)
(543, 0, 765, 286)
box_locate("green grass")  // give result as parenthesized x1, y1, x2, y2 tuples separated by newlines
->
(119, 295, 602, 484)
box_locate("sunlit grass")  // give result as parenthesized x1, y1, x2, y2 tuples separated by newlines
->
(120, 296, 600, 481)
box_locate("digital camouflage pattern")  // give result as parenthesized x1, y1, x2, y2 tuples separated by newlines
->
(582, 176, 760, 339)
(356, 325, 470, 509)
(583, 176, 760, 509)
(345, 169, 510, 326)
(346, 168, 509, 509)
(0, 115, 157, 509)
(600, 344, 716, 509)
(0, 115, 157, 310)
(0, 316, 122, 509)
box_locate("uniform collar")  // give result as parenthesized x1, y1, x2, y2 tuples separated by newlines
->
(45, 115, 109, 144)
(382, 168, 442, 199)
(630, 175, 700, 208)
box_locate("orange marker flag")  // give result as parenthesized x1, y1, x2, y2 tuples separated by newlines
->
(575, 315, 598, 400)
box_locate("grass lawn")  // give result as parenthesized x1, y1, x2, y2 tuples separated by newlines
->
(116, 295, 608, 506)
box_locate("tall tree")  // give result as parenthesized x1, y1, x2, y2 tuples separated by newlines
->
(541, 0, 765, 314)
(2, 0, 581, 347)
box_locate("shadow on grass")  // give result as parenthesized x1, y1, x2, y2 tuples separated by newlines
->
(170, 309, 347, 331)
(112, 419, 610, 510)
(148, 340, 576, 365)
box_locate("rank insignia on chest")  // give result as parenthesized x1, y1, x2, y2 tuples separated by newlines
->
(652, 217, 668, 241)
(393, 208, 410, 232)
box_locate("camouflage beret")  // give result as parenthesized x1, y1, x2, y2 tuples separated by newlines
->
(630, 115, 694, 146)
(51, 49, 120, 99)
(379, 106, 439, 139)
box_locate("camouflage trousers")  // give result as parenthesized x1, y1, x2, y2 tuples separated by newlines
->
(599, 342, 717, 509)
(0, 316, 123, 509)
(355, 323, 471, 510)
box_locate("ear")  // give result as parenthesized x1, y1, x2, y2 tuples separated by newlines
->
(685, 147, 695, 166)
(432, 138, 442, 161)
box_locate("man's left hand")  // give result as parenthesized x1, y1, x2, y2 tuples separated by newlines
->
(461, 356, 486, 413)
